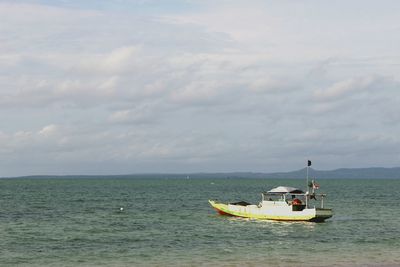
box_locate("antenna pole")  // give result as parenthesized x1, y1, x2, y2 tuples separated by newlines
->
(306, 164, 309, 192)
(306, 160, 311, 208)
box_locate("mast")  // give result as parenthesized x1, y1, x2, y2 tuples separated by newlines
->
(306, 160, 311, 208)
(306, 160, 311, 190)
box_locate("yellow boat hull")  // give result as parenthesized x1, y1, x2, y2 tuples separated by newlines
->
(209, 200, 332, 222)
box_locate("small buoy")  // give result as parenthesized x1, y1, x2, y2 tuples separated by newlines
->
(120, 207, 124, 211)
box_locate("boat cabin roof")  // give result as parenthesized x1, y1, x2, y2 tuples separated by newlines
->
(266, 186, 304, 194)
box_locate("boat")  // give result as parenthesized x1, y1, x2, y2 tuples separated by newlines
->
(209, 161, 333, 222)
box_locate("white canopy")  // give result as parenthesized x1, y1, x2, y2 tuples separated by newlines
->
(267, 186, 304, 194)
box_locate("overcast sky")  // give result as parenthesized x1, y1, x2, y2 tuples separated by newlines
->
(1, 0, 399, 176)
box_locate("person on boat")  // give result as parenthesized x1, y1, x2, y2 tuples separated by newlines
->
(292, 198, 302, 205)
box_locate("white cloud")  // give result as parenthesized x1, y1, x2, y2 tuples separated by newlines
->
(76, 46, 141, 74)
(313, 75, 387, 101)
(38, 124, 58, 137)
(108, 103, 159, 124)
(170, 80, 229, 105)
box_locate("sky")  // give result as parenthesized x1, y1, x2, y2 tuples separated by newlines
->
(0, 0, 400, 176)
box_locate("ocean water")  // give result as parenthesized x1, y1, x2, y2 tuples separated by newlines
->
(0, 177, 399, 267)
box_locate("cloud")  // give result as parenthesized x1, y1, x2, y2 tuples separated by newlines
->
(313, 75, 388, 101)
(108, 103, 160, 124)
(38, 124, 58, 137)
(76, 46, 141, 74)
(170, 80, 232, 106)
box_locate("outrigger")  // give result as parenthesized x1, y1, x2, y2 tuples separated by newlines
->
(209, 161, 333, 222)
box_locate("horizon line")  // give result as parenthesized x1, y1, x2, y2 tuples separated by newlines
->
(2, 166, 400, 179)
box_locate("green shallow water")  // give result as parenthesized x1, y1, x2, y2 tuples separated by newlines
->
(0, 178, 399, 267)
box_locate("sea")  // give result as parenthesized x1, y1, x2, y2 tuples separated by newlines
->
(0, 177, 399, 267)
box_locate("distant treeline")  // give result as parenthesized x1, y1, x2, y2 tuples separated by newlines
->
(183, 167, 400, 179)
(262, 167, 400, 179)
(4, 167, 400, 179)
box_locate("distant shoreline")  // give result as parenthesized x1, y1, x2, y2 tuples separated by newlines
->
(2, 166, 400, 179)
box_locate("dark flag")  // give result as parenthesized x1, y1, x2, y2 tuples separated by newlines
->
(308, 160, 312, 166)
